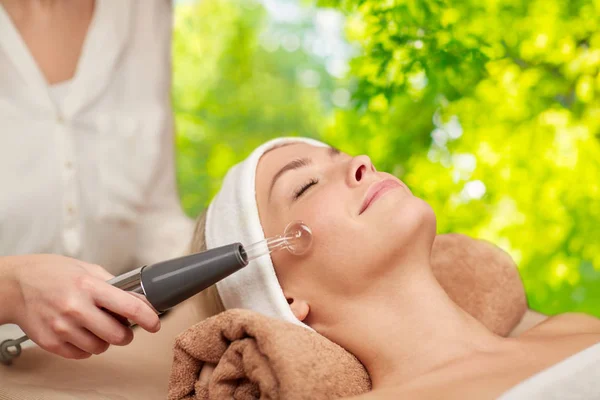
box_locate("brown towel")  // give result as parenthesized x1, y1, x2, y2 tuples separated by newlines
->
(431, 234, 527, 336)
(168, 309, 371, 400)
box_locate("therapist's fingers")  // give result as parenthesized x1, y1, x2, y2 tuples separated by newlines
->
(59, 342, 93, 360)
(63, 327, 111, 356)
(37, 337, 92, 360)
(42, 317, 109, 356)
(83, 307, 134, 346)
(128, 291, 159, 313)
(92, 283, 161, 333)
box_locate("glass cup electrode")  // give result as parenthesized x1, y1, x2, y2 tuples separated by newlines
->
(243, 221, 313, 262)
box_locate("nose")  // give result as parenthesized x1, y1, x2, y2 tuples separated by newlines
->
(347, 155, 375, 187)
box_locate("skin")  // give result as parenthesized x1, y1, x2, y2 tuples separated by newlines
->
(256, 143, 600, 398)
(0, 0, 95, 85)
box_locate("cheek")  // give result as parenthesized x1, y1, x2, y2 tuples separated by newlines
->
(297, 189, 359, 257)
(291, 186, 353, 243)
(274, 188, 362, 295)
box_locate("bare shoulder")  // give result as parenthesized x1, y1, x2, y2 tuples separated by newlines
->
(524, 312, 600, 336)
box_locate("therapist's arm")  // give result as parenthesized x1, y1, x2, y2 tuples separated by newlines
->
(0, 259, 21, 325)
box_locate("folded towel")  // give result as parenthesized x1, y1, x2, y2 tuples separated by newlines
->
(168, 309, 371, 400)
(430, 233, 526, 337)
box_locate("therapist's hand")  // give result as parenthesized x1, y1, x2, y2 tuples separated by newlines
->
(1, 254, 160, 360)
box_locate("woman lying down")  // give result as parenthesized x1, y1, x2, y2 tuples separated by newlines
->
(196, 137, 600, 399)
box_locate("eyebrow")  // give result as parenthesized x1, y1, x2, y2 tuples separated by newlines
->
(328, 146, 340, 156)
(268, 146, 341, 200)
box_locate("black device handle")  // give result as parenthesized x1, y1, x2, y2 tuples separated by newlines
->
(141, 243, 248, 312)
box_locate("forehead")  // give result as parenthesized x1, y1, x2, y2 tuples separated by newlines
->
(257, 143, 325, 176)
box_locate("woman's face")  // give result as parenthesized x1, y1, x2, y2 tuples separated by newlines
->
(255, 143, 436, 323)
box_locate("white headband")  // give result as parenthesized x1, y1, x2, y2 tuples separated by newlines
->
(205, 137, 328, 327)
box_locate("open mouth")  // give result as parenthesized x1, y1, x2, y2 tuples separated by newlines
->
(359, 179, 402, 215)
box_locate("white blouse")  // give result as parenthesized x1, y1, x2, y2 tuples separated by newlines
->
(0, 0, 194, 275)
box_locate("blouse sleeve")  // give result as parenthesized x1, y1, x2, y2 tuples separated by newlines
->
(133, 121, 194, 266)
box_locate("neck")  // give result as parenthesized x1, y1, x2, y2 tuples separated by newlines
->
(2, 0, 60, 5)
(0, 0, 86, 14)
(317, 261, 507, 389)
(0, 0, 55, 9)
(0, 0, 57, 20)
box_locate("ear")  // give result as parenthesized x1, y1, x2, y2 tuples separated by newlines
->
(286, 296, 310, 322)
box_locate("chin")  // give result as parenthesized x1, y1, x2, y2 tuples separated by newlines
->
(374, 194, 437, 261)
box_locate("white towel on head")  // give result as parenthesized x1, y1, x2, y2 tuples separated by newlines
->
(205, 137, 328, 327)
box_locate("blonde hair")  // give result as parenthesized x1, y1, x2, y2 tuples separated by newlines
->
(191, 210, 226, 316)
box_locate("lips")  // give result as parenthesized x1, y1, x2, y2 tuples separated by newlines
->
(359, 178, 402, 215)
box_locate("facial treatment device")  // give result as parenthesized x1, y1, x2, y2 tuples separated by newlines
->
(0, 221, 312, 365)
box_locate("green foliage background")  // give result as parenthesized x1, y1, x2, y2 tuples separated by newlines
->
(172, 0, 600, 317)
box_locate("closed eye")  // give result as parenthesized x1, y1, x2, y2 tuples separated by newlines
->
(293, 178, 319, 200)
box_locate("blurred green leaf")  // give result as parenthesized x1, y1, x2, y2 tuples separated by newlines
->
(173, 0, 600, 317)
